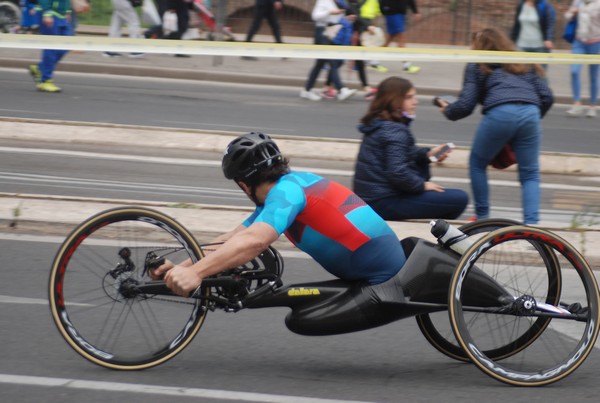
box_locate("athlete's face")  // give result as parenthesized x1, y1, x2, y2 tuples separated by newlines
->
(238, 181, 270, 207)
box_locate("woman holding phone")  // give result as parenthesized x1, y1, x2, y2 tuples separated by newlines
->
(353, 76, 469, 221)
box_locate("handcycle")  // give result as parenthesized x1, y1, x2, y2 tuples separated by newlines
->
(48, 206, 600, 386)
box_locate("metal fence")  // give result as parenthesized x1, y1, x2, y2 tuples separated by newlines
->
(79, 0, 575, 49)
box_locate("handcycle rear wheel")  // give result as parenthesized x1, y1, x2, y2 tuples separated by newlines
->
(48, 206, 208, 370)
(415, 219, 560, 362)
(448, 226, 600, 386)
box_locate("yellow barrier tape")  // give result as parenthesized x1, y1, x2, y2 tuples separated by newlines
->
(1, 34, 600, 64)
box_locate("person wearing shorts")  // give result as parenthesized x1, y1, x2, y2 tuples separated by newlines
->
(378, 0, 421, 73)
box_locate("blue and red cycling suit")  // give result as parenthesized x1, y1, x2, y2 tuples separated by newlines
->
(243, 171, 407, 285)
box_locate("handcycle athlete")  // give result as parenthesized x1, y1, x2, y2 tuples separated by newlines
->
(152, 131, 414, 332)
(49, 132, 600, 387)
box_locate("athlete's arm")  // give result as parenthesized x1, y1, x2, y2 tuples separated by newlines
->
(163, 222, 279, 296)
(149, 223, 250, 279)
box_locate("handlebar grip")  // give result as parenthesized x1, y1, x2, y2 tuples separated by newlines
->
(146, 256, 166, 271)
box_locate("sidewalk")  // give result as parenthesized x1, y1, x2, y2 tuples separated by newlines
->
(0, 29, 579, 104)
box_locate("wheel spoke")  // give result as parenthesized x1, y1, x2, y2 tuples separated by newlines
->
(449, 226, 600, 386)
(49, 207, 207, 369)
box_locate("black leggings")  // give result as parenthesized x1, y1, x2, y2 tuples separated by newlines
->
(245, 0, 282, 43)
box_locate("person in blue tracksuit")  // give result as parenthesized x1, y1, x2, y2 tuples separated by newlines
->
(28, 0, 74, 93)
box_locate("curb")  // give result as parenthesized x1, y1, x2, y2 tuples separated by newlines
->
(1, 118, 599, 175)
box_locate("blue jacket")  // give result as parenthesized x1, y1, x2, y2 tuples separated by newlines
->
(353, 118, 431, 202)
(38, 0, 71, 17)
(443, 63, 554, 121)
(331, 17, 354, 45)
(511, 0, 556, 43)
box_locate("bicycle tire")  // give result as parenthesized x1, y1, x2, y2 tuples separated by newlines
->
(416, 219, 521, 361)
(0, 1, 20, 33)
(448, 226, 600, 386)
(416, 219, 560, 362)
(49, 206, 208, 370)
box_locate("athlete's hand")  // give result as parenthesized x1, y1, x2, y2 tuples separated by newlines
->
(164, 265, 202, 297)
(149, 259, 175, 280)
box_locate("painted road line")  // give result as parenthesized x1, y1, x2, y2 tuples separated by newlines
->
(2, 146, 600, 192)
(0, 374, 374, 403)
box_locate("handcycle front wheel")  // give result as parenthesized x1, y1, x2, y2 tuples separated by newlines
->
(48, 206, 208, 370)
(448, 226, 600, 386)
(416, 218, 561, 362)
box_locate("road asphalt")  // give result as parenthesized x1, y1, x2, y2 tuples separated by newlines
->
(0, 29, 599, 266)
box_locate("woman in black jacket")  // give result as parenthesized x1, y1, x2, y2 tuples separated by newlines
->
(353, 76, 468, 221)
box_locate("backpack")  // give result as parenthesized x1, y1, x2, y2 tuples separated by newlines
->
(360, 0, 381, 19)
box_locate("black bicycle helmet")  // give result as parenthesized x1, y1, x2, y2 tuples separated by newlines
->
(222, 132, 283, 180)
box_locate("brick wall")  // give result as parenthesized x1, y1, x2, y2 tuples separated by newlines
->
(224, 0, 574, 48)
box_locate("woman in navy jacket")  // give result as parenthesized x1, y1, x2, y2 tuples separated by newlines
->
(439, 28, 553, 225)
(353, 77, 468, 221)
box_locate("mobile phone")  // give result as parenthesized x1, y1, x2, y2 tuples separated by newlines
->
(433, 95, 458, 107)
(429, 142, 455, 162)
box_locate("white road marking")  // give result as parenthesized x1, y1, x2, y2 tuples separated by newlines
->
(2, 146, 600, 191)
(0, 374, 374, 403)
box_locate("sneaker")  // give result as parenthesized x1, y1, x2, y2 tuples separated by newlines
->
(566, 105, 586, 117)
(364, 88, 377, 101)
(320, 88, 337, 100)
(337, 87, 357, 101)
(128, 52, 144, 58)
(241, 56, 258, 61)
(28, 64, 41, 83)
(300, 90, 321, 101)
(103, 51, 122, 58)
(586, 107, 597, 118)
(369, 64, 388, 73)
(37, 80, 61, 93)
(403, 64, 421, 74)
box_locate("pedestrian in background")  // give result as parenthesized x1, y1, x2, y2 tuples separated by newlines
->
(353, 76, 468, 221)
(358, 0, 387, 73)
(378, 0, 421, 73)
(564, 0, 600, 118)
(510, 0, 556, 67)
(28, 0, 73, 93)
(439, 28, 553, 225)
(242, 0, 284, 61)
(321, 3, 374, 100)
(19, 0, 41, 33)
(300, 0, 357, 102)
(104, 0, 144, 58)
